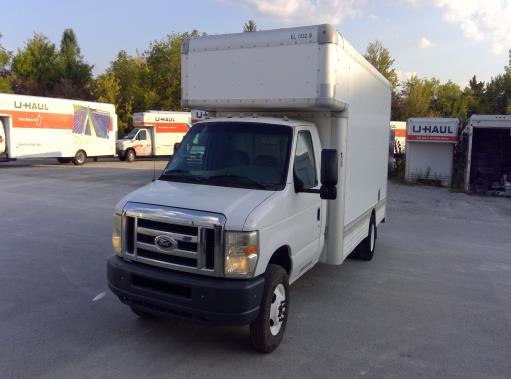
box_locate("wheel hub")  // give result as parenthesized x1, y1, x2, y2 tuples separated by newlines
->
(269, 283, 287, 336)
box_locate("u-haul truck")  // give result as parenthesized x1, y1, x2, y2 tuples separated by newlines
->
(0, 93, 117, 165)
(116, 111, 191, 162)
(107, 24, 390, 352)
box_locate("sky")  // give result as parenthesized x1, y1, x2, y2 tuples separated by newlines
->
(2, 0, 510, 87)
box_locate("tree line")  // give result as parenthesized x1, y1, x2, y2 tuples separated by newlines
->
(1, 26, 510, 133)
(364, 41, 511, 122)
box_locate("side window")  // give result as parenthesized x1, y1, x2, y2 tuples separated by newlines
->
(294, 131, 317, 189)
(137, 130, 147, 141)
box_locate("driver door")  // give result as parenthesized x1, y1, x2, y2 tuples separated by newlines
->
(0, 119, 6, 155)
(137, 129, 151, 156)
(290, 128, 323, 273)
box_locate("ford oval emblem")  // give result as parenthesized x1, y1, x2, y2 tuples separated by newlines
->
(154, 235, 178, 253)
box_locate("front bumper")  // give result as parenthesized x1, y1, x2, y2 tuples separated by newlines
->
(107, 255, 265, 325)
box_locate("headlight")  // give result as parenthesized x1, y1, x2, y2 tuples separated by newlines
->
(224, 231, 259, 277)
(112, 213, 122, 254)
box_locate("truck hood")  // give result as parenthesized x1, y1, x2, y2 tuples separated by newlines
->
(118, 179, 275, 230)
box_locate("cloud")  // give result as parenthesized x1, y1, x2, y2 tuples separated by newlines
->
(419, 37, 433, 48)
(232, 0, 366, 25)
(404, 0, 511, 55)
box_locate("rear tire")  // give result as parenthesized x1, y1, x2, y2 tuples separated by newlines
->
(355, 214, 376, 261)
(126, 149, 136, 163)
(57, 158, 71, 164)
(73, 150, 87, 165)
(118, 154, 126, 161)
(250, 264, 289, 353)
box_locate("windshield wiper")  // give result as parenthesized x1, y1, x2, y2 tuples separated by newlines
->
(160, 169, 202, 182)
(206, 174, 271, 189)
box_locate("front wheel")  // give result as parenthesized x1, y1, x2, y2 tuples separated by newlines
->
(126, 149, 136, 163)
(73, 150, 87, 165)
(250, 264, 289, 353)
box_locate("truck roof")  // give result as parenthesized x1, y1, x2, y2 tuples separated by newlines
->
(468, 114, 511, 128)
(181, 24, 390, 112)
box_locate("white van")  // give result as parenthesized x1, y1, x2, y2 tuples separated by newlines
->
(0, 93, 117, 164)
(116, 111, 190, 162)
(107, 24, 391, 352)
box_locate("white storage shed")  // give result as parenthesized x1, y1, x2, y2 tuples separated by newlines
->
(405, 117, 459, 186)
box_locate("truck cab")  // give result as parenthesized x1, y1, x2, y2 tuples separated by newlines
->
(117, 127, 153, 161)
(108, 116, 340, 352)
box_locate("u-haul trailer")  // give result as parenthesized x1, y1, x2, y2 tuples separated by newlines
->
(107, 24, 391, 352)
(0, 93, 117, 165)
(116, 111, 191, 162)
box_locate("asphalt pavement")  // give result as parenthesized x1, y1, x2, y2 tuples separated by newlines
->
(1, 158, 510, 378)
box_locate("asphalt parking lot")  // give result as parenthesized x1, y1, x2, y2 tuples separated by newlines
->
(1, 159, 511, 378)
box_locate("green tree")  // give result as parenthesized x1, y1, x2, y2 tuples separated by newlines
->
(94, 72, 120, 104)
(104, 50, 148, 131)
(11, 33, 58, 95)
(431, 80, 469, 120)
(145, 30, 204, 111)
(364, 40, 398, 88)
(0, 33, 13, 93)
(479, 71, 511, 114)
(400, 76, 439, 119)
(467, 75, 484, 115)
(243, 20, 258, 32)
(54, 28, 94, 99)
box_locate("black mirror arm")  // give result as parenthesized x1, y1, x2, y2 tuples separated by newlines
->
(298, 188, 321, 194)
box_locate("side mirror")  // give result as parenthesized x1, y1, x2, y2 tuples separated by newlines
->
(320, 149, 338, 200)
(173, 142, 181, 154)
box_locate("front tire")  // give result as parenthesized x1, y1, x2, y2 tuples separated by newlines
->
(250, 264, 289, 353)
(126, 149, 136, 163)
(73, 150, 87, 165)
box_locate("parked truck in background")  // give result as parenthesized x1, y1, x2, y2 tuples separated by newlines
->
(107, 24, 391, 352)
(0, 93, 117, 165)
(116, 111, 191, 162)
(191, 109, 209, 124)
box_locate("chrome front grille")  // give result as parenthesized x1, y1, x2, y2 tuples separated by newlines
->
(121, 202, 225, 276)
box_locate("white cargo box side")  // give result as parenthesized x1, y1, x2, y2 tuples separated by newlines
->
(182, 25, 391, 265)
(182, 25, 353, 111)
(0, 93, 117, 159)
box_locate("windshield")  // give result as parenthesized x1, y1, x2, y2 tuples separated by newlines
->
(160, 122, 293, 190)
(124, 128, 140, 139)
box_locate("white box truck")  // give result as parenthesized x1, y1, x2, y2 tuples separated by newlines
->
(0, 93, 117, 165)
(116, 111, 191, 162)
(465, 115, 511, 195)
(107, 24, 391, 352)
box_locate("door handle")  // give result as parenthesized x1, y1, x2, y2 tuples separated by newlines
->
(317, 207, 321, 221)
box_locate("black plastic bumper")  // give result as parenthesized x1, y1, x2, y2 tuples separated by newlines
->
(107, 255, 265, 325)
